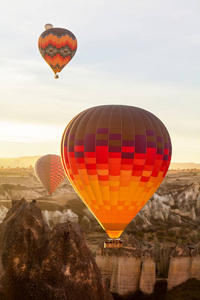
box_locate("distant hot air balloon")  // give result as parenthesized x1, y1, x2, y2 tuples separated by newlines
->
(61, 105, 172, 245)
(38, 24, 77, 78)
(35, 154, 65, 194)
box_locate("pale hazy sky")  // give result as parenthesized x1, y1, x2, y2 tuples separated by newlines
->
(0, 0, 200, 163)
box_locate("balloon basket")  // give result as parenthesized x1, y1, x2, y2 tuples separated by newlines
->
(104, 238, 123, 249)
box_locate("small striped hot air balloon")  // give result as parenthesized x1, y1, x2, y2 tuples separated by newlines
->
(35, 154, 65, 194)
(38, 24, 77, 78)
(61, 105, 172, 246)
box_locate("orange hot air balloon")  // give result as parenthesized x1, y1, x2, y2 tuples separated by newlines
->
(61, 105, 172, 241)
(38, 24, 77, 78)
(35, 154, 65, 195)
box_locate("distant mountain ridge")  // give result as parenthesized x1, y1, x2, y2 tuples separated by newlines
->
(0, 156, 199, 170)
(0, 156, 41, 168)
(170, 162, 200, 170)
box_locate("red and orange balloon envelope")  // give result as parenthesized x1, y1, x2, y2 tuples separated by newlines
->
(61, 105, 172, 239)
(35, 154, 65, 195)
(38, 24, 77, 78)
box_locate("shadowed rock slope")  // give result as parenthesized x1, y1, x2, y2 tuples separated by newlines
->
(0, 198, 113, 300)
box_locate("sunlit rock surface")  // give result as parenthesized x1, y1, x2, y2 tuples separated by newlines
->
(42, 209, 79, 229)
(80, 215, 92, 232)
(196, 193, 200, 212)
(0, 199, 113, 300)
(167, 244, 191, 290)
(0, 186, 10, 200)
(0, 184, 42, 200)
(0, 206, 8, 223)
(96, 236, 141, 296)
(131, 182, 200, 229)
(139, 247, 156, 295)
(191, 243, 200, 280)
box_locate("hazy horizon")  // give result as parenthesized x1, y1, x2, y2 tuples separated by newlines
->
(0, 155, 200, 170)
(0, 154, 200, 165)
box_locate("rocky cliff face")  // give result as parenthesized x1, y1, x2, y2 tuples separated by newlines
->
(167, 244, 191, 290)
(0, 199, 113, 300)
(139, 247, 156, 295)
(96, 239, 200, 296)
(96, 236, 141, 296)
(191, 243, 200, 280)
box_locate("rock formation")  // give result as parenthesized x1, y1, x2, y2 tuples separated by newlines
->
(42, 209, 79, 229)
(0, 198, 113, 300)
(167, 244, 191, 290)
(128, 182, 200, 232)
(80, 215, 92, 232)
(196, 193, 200, 212)
(96, 235, 141, 296)
(139, 247, 156, 295)
(155, 242, 171, 278)
(0, 183, 42, 200)
(191, 242, 200, 280)
(0, 206, 8, 223)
